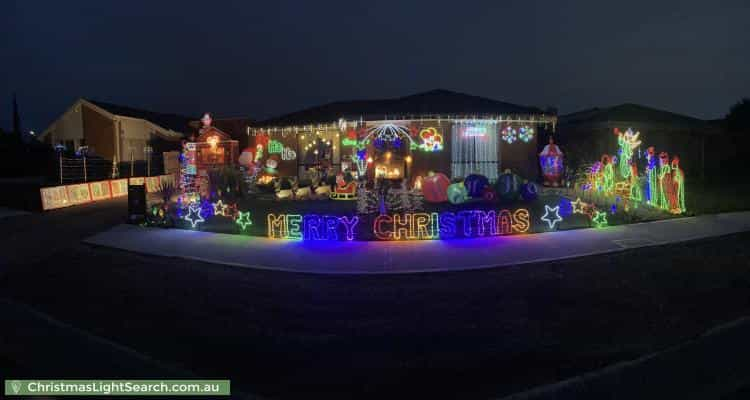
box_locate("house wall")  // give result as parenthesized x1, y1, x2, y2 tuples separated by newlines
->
(47, 104, 85, 149)
(82, 103, 115, 160)
(118, 117, 154, 161)
(500, 128, 539, 181)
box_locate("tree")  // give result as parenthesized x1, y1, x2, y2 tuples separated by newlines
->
(726, 98, 750, 133)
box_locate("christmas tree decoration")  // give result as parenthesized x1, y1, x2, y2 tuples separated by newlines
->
(183, 203, 205, 228)
(541, 205, 563, 229)
(235, 211, 253, 231)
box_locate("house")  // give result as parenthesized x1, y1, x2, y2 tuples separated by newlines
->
(556, 103, 719, 178)
(187, 117, 254, 147)
(38, 98, 193, 162)
(248, 89, 556, 181)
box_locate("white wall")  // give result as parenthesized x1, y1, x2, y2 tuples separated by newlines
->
(47, 104, 84, 149)
(118, 118, 154, 161)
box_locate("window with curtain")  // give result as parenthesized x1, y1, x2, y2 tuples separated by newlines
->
(451, 121, 500, 181)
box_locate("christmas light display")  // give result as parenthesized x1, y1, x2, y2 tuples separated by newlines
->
(501, 125, 518, 144)
(212, 200, 229, 216)
(571, 197, 587, 214)
(363, 123, 415, 146)
(267, 213, 359, 240)
(183, 203, 205, 228)
(281, 147, 297, 161)
(235, 211, 253, 231)
(616, 128, 641, 179)
(268, 140, 283, 154)
(418, 127, 444, 152)
(592, 211, 608, 228)
(518, 126, 535, 143)
(541, 205, 563, 229)
(373, 208, 529, 240)
(671, 156, 686, 214)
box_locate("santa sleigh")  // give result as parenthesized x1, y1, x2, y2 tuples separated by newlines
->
(329, 181, 358, 200)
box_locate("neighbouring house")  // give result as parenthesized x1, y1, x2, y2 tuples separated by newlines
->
(248, 89, 556, 182)
(38, 98, 193, 163)
(556, 103, 720, 178)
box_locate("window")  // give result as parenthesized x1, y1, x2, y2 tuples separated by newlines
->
(451, 121, 500, 181)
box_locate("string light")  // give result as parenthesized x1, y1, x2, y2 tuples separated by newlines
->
(592, 211, 608, 228)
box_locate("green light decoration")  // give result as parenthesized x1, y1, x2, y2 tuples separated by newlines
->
(617, 128, 641, 180)
(602, 162, 615, 193)
(341, 138, 358, 146)
(235, 211, 253, 231)
(592, 211, 608, 228)
(268, 140, 283, 154)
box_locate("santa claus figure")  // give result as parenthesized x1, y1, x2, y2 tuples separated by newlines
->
(539, 136, 564, 187)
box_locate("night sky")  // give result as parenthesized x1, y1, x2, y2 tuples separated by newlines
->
(2, 0, 749, 132)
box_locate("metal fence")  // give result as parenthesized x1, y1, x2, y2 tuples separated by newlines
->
(56, 153, 165, 184)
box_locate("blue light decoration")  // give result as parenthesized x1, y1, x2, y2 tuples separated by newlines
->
(540, 205, 563, 230)
(267, 214, 360, 241)
(501, 125, 518, 144)
(558, 198, 573, 217)
(183, 203, 205, 228)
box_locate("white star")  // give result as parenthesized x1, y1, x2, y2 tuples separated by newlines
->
(541, 205, 563, 229)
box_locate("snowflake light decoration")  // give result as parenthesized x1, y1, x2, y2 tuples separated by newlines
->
(519, 126, 535, 143)
(501, 125, 518, 144)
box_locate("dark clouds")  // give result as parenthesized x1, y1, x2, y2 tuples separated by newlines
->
(2, 0, 749, 131)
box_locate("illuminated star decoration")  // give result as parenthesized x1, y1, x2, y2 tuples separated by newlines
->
(184, 203, 205, 228)
(235, 211, 253, 231)
(592, 211, 608, 228)
(541, 205, 563, 229)
(571, 198, 586, 214)
(212, 200, 229, 216)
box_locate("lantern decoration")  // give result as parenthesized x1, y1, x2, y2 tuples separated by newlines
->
(518, 126, 535, 143)
(447, 182, 469, 204)
(539, 136, 564, 187)
(520, 181, 539, 202)
(421, 171, 451, 203)
(463, 173, 490, 198)
(496, 169, 522, 203)
(501, 125, 518, 144)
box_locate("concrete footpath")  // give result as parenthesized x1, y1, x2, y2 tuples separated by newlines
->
(84, 211, 750, 274)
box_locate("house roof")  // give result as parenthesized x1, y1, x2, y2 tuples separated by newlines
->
(559, 103, 707, 127)
(86, 99, 194, 134)
(256, 89, 548, 127)
(188, 117, 254, 142)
